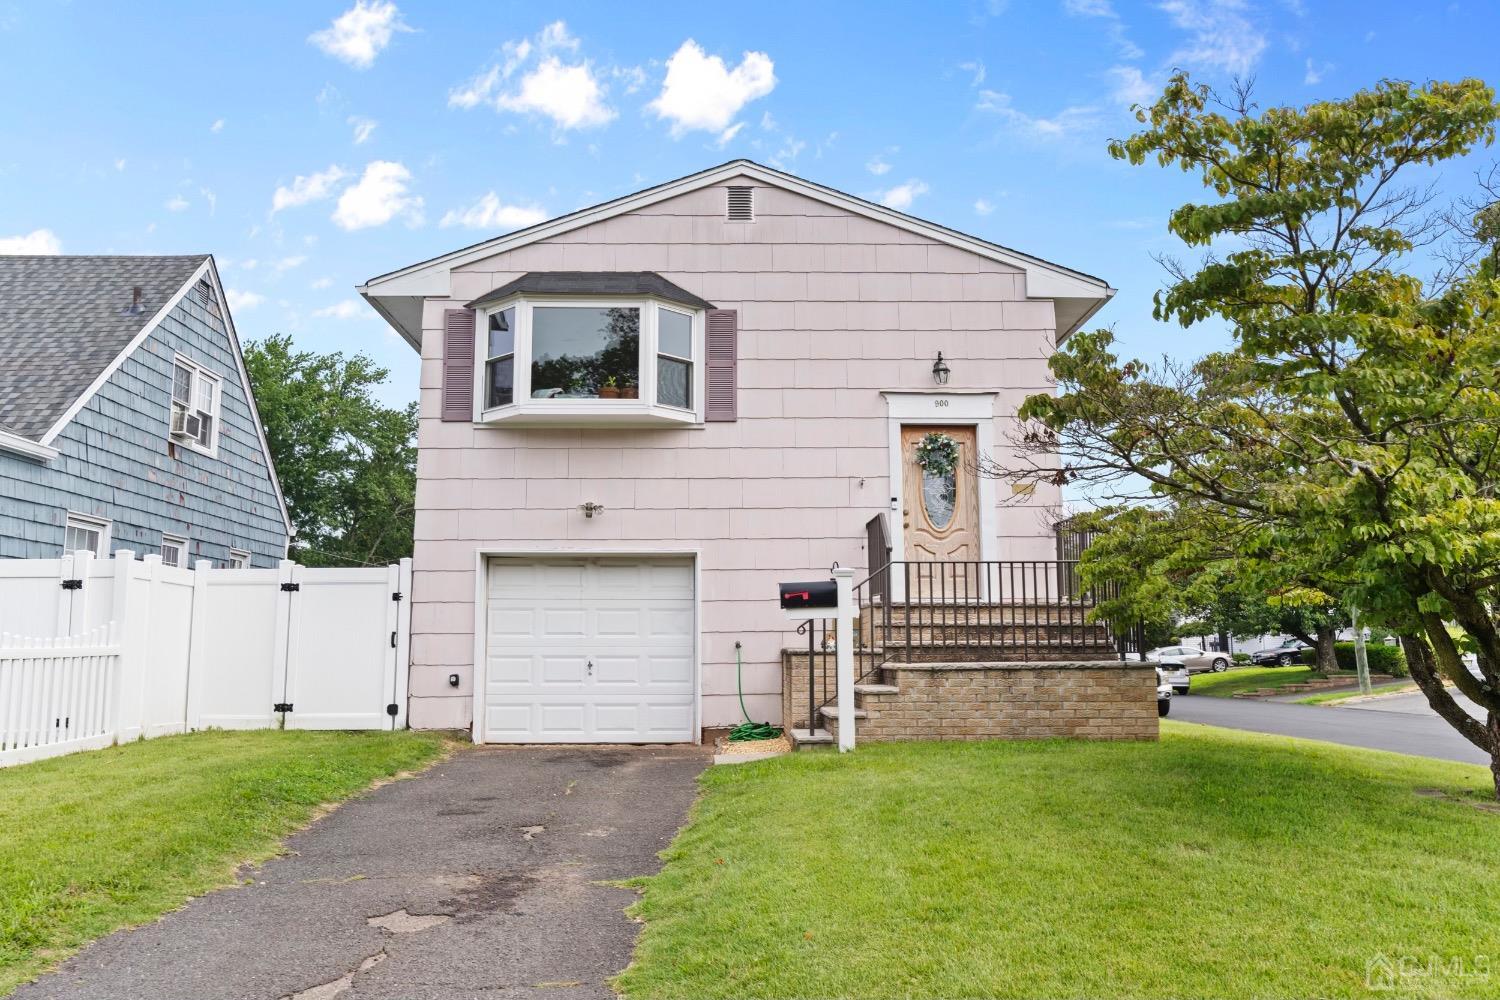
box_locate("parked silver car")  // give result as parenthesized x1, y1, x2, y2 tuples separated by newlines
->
(1145, 644, 1231, 674)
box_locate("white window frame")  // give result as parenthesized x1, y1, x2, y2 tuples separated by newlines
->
(160, 533, 187, 568)
(228, 548, 251, 569)
(474, 295, 705, 427)
(63, 513, 110, 557)
(169, 354, 222, 456)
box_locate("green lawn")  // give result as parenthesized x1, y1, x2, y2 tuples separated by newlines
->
(1188, 664, 1320, 697)
(1298, 682, 1419, 705)
(617, 724, 1500, 999)
(0, 729, 446, 994)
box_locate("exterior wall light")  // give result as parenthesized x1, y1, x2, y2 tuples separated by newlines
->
(580, 502, 605, 518)
(932, 352, 951, 385)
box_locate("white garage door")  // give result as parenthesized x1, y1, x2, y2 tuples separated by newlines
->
(482, 557, 696, 743)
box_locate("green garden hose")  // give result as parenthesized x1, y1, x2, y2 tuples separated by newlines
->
(728, 641, 783, 742)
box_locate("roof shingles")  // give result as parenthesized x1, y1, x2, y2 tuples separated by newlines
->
(0, 255, 208, 441)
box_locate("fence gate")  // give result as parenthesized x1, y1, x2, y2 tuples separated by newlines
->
(274, 561, 411, 731)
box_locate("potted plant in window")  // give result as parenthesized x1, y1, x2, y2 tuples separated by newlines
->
(620, 379, 638, 400)
(599, 376, 621, 400)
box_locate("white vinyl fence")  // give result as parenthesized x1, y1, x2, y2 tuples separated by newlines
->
(0, 550, 412, 767)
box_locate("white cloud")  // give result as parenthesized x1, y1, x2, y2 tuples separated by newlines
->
(498, 56, 614, 129)
(332, 160, 422, 230)
(210, 118, 225, 133)
(1064, 0, 1114, 13)
(349, 116, 378, 144)
(1304, 57, 1332, 85)
(113, 158, 126, 171)
(1107, 65, 1157, 107)
(164, 195, 190, 212)
(958, 60, 986, 87)
(449, 65, 502, 109)
(313, 300, 368, 320)
(976, 90, 1099, 138)
(272, 255, 308, 272)
(200, 187, 217, 215)
(879, 179, 929, 211)
(271, 165, 347, 213)
(308, 0, 411, 69)
(311, 277, 334, 289)
(226, 289, 265, 310)
(0, 228, 61, 254)
(449, 21, 613, 130)
(867, 155, 892, 176)
(648, 39, 775, 140)
(613, 64, 647, 95)
(974, 198, 996, 216)
(439, 192, 549, 230)
(1159, 0, 1266, 76)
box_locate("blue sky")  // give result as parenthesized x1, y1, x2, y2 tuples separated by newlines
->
(2, 0, 1497, 404)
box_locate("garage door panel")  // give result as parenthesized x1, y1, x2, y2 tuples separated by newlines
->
(483, 558, 696, 744)
(486, 654, 533, 686)
(596, 608, 643, 638)
(539, 703, 588, 738)
(593, 653, 643, 685)
(539, 654, 587, 686)
(650, 654, 694, 685)
(539, 607, 587, 638)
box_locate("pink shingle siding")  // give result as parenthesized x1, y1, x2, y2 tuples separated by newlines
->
(409, 178, 1064, 731)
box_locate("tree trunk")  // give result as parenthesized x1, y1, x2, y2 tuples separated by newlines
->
(1314, 624, 1339, 675)
(1491, 713, 1500, 801)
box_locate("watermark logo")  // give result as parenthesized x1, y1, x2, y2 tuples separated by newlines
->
(1366, 953, 1491, 991)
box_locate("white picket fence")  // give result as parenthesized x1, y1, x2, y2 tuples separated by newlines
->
(0, 551, 412, 767)
(0, 625, 121, 765)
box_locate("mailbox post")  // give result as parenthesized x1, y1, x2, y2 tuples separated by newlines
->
(776, 570, 856, 752)
(833, 567, 854, 752)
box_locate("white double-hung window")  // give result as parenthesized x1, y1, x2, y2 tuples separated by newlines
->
(475, 296, 703, 426)
(170, 356, 221, 453)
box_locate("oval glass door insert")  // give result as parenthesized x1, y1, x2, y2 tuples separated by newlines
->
(921, 466, 957, 529)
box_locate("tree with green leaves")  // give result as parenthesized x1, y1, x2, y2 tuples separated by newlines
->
(244, 334, 417, 567)
(1004, 74, 1500, 791)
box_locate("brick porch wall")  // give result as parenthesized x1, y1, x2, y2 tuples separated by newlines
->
(779, 654, 1157, 741)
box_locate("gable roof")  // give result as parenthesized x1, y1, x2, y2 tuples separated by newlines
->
(0, 254, 209, 441)
(358, 159, 1115, 351)
(467, 271, 715, 311)
(0, 254, 291, 535)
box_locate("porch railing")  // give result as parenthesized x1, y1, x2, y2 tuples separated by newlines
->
(796, 516, 1133, 737)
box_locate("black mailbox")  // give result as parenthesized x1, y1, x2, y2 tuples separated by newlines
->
(779, 579, 838, 612)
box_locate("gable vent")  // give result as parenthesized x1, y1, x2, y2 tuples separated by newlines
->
(726, 185, 754, 222)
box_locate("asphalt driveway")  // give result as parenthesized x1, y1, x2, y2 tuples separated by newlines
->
(14, 745, 708, 1000)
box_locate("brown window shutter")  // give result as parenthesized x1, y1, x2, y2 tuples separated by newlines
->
(704, 309, 737, 422)
(441, 308, 476, 422)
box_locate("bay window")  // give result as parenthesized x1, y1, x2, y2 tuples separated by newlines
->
(474, 296, 703, 425)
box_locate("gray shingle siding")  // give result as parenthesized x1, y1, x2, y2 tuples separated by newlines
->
(0, 279, 288, 566)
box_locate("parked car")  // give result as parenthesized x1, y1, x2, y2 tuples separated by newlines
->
(1145, 644, 1230, 674)
(1251, 639, 1310, 666)
(1156, 657, 1191, 696)
(1156, 668, 1174, 717)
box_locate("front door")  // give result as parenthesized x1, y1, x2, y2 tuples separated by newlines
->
(901, 424, 980, 562)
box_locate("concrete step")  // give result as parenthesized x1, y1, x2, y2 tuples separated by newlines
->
(789, 727, 834, 748)
(818, 705, 868, 721)
(854, 683, 900, 696)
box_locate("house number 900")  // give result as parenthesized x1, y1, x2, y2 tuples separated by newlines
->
(933, 398, 949, 407)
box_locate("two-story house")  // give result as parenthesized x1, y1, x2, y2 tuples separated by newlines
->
(360, 160, 1117, 743)
(0, 255, 289, 568)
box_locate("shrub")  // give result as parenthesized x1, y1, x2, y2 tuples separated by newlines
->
(1232, 652, 1251, 664)
(1296, 641, 1407, 676)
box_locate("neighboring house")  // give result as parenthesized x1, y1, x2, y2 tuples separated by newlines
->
(0, 255, 289, 568)
(360, 159, 1115, 741)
